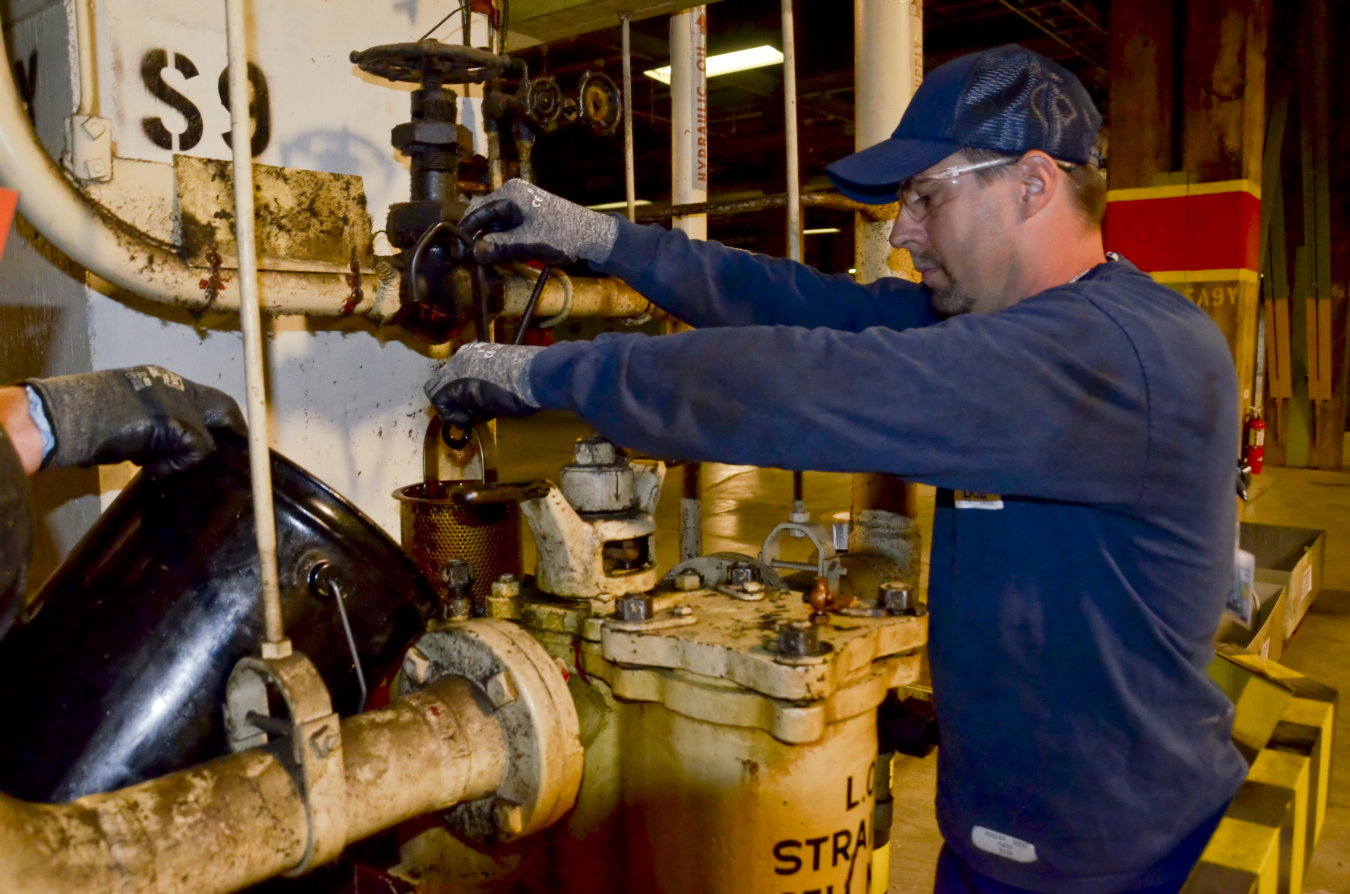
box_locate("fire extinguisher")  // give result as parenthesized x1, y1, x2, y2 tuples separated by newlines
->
(1244, 410, 1266, 475)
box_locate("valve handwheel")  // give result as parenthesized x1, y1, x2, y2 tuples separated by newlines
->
(350, 41, 510, 86)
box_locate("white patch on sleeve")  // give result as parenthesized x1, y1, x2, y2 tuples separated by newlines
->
(971, 826, 1038, 863)
(954, 491, 1004, 510)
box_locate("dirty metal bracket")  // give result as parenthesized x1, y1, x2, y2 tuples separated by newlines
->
(760, 521, 846, 589)
(224, 652, 348, 875)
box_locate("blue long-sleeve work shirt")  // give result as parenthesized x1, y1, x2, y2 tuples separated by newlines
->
(529, 219, 1248, 893)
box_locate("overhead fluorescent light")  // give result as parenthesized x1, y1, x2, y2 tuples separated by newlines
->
(803, 227, 841, 235)
(587, 199, 653, 211)
(644, 46, 785, 86)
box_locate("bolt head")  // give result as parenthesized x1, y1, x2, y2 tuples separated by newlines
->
(403, 646, 433, 685)
(617, 594, 654, 623)
(674, 570, 703, 591)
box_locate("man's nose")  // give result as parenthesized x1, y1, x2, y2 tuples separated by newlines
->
(889, 210, 926, 251)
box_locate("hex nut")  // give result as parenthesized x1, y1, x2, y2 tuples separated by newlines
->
(573, 436, 618, 466)
(777, 620, 820, 658)
(726, 562, 759, 588)
(617, 594, 654, 623)
(742, 580, 765, 594)
(491, 575, 521, 599)
(391, 119, 460, 150)
(403, 647, 432, 685)
(879, 581, 918, 616)
(443, 559, 474, 589)
(486, 671, 518, 708)
(495, 799, 524, 835)
(674, 570, 703, 591)
(672, 605, 693, 617)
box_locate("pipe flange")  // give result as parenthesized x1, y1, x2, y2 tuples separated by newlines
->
(397, 620, 583, 843)
(224, 652, 348, 875)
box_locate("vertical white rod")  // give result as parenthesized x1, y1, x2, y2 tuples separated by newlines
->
(781, 0, 801, 262)
(622, 14, 636, 223)
(670, 6, 707, 240)
(225, 0, 286, 651)
(854, 0, 921, 284)
(73, 0, 95, 114)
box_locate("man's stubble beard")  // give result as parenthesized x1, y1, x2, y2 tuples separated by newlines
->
(911, 250, 976, 316)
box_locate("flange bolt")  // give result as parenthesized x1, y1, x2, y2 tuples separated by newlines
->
(617, 593, 654, 623)
(726, 561, 759, 588)
(778, 619, 820, 658)
(879, 581, 921, 616)
(674, 570, 703, 591)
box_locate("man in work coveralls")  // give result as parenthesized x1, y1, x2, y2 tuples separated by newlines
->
(425, 44, 1247, 893)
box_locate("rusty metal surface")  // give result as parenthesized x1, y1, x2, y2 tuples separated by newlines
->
(176, 155, 375, 274)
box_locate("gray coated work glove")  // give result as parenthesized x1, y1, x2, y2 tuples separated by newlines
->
(424, 343, 546, 445)
(25, 366, 247, 477)
(459, 179, 618, 266)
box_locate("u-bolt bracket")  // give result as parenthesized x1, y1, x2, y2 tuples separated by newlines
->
(224, 652, 348, 875)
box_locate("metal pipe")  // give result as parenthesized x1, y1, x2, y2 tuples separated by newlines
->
(501, 272, 653, 319)
(621, 14, 636, 223)
(0, 676, 505, 894)
(680, 462, 703, 562)
(634, 191, 885, 222)
(781, 0, 802, 263)
(72, 0, 95, 115)
(669, 7, 708, 240)
(225, 0, 284, 651)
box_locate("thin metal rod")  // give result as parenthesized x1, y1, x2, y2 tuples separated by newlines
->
(225, 0, 285, 649)
(514, 265, 552, 344)
(73, 0, 95, 115)
(331, 583, 368, 713)
(621, 14, 636, 223)
(781, 0, 801, 262)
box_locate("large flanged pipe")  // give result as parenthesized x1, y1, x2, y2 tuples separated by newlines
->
(398, 619, 584, 843)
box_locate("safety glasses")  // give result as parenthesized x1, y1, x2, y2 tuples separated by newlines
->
(898, 156, 1076, 222)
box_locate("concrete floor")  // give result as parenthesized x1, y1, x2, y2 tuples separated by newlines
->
(495, 413, 1348, 893)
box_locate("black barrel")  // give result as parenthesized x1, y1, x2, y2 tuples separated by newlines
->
(0, 434, 436, 802)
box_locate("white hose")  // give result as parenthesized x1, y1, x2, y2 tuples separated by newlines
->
(224, 0, 285, 650)
(72, 0, 95, 115)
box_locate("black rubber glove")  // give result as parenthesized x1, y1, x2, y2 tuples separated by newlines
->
(458, 180, 618, 267)
(25, 366, 247, 477)
(424, 343, 545, 445)
(428, 378, 540, 434)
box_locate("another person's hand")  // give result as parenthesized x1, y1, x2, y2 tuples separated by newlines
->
(458, 180, 618, 266)
(424, 343, 545, 440)
(24, 366, 246, 477)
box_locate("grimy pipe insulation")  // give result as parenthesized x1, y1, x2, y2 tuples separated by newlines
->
(224, 0, 285, 650)
(0, 677, 506, 894)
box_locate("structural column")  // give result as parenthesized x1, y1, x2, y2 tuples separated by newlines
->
(851, 0, 922, 547)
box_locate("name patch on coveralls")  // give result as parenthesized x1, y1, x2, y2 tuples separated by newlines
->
(954, 491, 1004, 510)
(972, 826, 1038, 863)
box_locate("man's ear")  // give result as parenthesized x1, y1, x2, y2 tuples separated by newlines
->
(1015, 152, 1059, 220)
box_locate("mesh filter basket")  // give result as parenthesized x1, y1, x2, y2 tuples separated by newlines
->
(395, 480, 523, 604)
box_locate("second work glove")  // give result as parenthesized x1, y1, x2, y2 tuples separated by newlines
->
(459, 179, 618, 266)
(25, 366, 247, 477)
(424, 343, 546, 436)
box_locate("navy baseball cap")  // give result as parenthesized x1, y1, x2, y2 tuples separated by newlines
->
(826, 45, 1102, 205)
